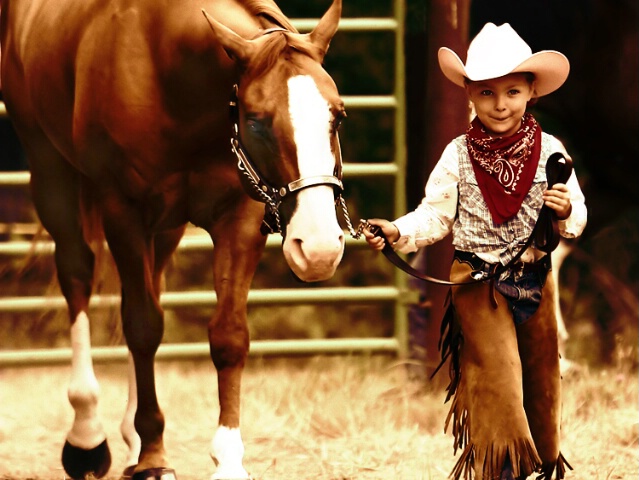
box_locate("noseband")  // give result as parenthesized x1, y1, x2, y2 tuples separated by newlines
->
(228, 83, 358, 237)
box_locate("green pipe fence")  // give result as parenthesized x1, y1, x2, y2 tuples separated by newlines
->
(0, 1, 411, 367)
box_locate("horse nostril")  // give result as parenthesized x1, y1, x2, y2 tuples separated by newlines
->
(289, 238, 308, 266)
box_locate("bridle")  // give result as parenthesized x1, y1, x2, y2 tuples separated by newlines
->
(228, 83, 360, 237)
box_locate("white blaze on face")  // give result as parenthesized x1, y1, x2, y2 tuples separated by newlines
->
(284, 75, 344, 282)
(287, 75, 334, 177)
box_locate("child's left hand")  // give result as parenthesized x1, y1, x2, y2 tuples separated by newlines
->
(543, 183, 572, 219)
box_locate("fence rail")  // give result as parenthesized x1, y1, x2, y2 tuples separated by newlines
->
(0, 4, 409, 366)
(0, 338, 401, 367)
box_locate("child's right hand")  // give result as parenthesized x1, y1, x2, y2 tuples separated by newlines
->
(362, 218, 400, 251)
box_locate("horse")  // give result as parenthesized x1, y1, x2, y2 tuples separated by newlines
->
(0, 0, 347, 478)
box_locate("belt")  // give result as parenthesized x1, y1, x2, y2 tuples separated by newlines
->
(454, 250, 551, 275)
(454, 249, 551, 309)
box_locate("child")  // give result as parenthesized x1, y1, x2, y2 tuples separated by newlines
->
(364, 23, 586, 480)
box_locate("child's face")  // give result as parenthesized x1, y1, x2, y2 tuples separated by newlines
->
(466, 73, 534, 137)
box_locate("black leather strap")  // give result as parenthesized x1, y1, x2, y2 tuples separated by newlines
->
(535, 152, 574, 253)
(373, 227, 531, 286)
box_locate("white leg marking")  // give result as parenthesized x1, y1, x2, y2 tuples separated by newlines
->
(209, 425, 249, 480)
(120, 352, 141, 468)
(66, 311, 106, 449)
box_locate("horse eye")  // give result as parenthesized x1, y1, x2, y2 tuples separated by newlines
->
(247, 118, 261, 133)
(246, 117, 268, 137)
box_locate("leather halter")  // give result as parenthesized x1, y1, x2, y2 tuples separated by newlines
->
(229, 84, 345, 235)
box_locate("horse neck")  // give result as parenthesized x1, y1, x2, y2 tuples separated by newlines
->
(166, 0, 291, 45)
(152, 0, 296, 88)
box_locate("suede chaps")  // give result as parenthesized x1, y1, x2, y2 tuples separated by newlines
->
(441, 259, 571, 480)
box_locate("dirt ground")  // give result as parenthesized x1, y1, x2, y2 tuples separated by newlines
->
(0, 357, 637, 479)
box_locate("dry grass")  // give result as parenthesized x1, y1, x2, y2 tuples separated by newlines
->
(0, 356, 637, 479)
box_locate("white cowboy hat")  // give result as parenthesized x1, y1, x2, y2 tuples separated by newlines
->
(438, 23, 570, 97)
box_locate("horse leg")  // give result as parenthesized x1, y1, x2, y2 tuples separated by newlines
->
(118, 227, 184, 477)
(121, 353, 141, 477)
(100, 196, 175, 477)
(207, 202, 265, 480)
(26, 142, 111, 479)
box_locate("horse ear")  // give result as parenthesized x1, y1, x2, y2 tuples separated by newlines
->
(202, 9, 254, 65)
(308, 0, 342, 59)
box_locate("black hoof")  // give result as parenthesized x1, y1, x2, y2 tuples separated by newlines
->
(121, 464, 137, 479)
(62, 439, 112, 479)
(131, 467, 177, 480)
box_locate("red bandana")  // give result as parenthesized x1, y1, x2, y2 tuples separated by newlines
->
(466, 112, 541, 225)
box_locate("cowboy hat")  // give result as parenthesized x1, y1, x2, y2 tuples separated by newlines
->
(438, 23, 569, 97)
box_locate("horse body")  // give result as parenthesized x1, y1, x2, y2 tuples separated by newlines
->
(4, 1, 222, 221)
(1, 0, 345, 478)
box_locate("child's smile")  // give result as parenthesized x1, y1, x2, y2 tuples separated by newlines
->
(466, 73, 535, 137)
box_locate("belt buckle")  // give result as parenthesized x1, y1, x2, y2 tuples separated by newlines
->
(470, 269, 488, 281)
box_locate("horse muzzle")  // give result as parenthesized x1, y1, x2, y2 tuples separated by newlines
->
(282, 186, 345, 282)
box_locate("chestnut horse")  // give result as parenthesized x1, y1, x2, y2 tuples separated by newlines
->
(1, 0, 347, 478)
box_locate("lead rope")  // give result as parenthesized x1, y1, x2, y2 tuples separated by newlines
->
(350, 152, 572, 287)
(337, 195, 363, 239)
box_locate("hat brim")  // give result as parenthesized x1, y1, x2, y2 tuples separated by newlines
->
(438, 47, 570, 97)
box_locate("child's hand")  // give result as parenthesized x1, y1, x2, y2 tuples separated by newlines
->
(362, 218, 400, 251)
(543, 183, 572, 219)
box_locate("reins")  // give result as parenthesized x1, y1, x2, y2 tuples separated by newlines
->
(353, 152, 573, 286)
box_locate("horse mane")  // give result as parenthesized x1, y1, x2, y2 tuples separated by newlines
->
(242, 0, 298, 33)
(237, 6, 324, 80)
(247, 32, 323, 79)
(238, 0, 327, 78)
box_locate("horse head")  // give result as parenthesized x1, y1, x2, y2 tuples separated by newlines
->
(202, 0, 346, 282)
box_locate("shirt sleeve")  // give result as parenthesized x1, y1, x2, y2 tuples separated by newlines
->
(548, 136, 587, 238)
(391, 141, 459, 254)
(558, 171, 587, 237)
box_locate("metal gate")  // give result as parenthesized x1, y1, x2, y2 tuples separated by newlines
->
(0, 0, 411, 367)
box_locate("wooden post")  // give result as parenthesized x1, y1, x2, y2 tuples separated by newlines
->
(405, 0, 470, 384)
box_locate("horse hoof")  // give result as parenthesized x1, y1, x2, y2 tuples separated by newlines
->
(62, 439, 112, 479)
(121, 464, 137, 479)
(131, 467, 177, 480)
